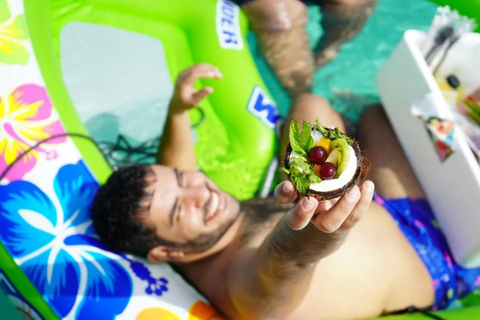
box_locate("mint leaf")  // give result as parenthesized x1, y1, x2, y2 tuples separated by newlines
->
(285, 155, 321, 195)
(289, 119, 315, 157)
(290, 156, 310, 173)
(282, 167, 291, 175)
(292, 174, 310, 195)
(309, 172, 321, 183)
(289, 120, 307, 156)
(315, 118, 353, 145)
(302, 121, 315, 152)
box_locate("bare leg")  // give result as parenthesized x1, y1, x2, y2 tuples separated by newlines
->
(360, 104, 425, 199)
(243, 0, 314, 98)
(279, 93, 345, 167)
(315, 0, 377, 67)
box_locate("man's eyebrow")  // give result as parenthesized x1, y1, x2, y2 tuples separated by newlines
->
(169, 168, 181, 226)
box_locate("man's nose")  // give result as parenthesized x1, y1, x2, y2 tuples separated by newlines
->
(181, 185, 210, 209)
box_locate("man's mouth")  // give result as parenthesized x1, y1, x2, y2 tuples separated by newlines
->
(205, 186, 224, 224)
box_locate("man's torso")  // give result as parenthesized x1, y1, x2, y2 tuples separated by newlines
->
(180, 199, 435, 319)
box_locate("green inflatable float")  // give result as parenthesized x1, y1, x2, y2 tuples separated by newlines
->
(0, 0, 479, 319)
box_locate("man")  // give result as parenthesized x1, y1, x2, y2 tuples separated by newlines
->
(91, 64, 479, 319)
(232, 0, 377, 97)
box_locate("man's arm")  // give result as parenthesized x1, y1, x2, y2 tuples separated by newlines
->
(228, 180, 375, 319)
(157, 63, 222, 170)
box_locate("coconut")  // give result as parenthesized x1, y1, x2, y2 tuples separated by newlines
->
(284, 124, 363, 201)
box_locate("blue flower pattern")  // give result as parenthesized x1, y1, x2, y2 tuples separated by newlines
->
(0, 160, 168, 319)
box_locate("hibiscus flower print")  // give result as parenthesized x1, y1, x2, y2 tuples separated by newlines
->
(0, 0, 29, 65)
(0, 84, 66, 182)
(0, 160, 169, 318)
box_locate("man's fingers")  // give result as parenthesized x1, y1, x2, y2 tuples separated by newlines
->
(339, 180, 374, 230)
(274, 180, 298, 204)
(311, 186, 361, 233)
(287, 197, 318, 230)
(190, 87, 214, 106)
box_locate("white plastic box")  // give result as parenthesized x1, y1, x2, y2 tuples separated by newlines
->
(376, 30, 480, 268)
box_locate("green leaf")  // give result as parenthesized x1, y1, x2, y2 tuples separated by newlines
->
(287, 156, 322, 195)
(289, 120, 307, 156)
(309, 172, 321, 183)
(286, 119, 332, 195)
(315, 118, 353, 145)
(292, 174, 310, 195)
(302, 121, 315, 152)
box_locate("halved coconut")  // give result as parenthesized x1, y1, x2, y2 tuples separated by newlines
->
(284, 124, 363, 201)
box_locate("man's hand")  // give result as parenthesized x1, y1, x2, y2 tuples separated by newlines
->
(170, 63, 223, 113)
(274, 180, 375, 234)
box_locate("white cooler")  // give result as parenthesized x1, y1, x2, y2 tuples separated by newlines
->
(376, 30, 480, 268)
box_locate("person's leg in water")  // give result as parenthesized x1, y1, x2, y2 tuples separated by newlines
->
(242, 0, 315, 98)
(359, 104, 425, 199)
(314, 0, 377, 67)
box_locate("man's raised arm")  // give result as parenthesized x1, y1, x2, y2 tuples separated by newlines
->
(157, 63, 222, 170)
(228, 180, 375, 319)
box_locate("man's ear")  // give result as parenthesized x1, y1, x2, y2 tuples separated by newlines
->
(147, 246, 185, 263)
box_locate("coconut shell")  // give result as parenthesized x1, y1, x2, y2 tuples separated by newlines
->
(284, 129, 363, 201)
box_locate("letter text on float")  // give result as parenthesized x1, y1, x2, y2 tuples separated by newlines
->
(216, 0, 244, 50)
(247, 86, 281, 130)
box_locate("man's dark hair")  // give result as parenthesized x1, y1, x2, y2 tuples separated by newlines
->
(90, 164, 178, 256)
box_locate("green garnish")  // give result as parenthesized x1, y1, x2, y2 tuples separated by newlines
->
(315, 119, 354, 145)
(289, 119, 315, 156)
(283, 119, 321, 195)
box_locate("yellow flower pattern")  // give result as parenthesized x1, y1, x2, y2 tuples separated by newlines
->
(0, 0, 29, 65)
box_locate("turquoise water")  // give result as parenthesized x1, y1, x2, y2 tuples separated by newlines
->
(0, 290, 22, 320)
(251, 0, 438, 122)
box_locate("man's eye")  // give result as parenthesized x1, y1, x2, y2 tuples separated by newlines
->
(177, 205, 182, 221)
(179, 172, 186, 187)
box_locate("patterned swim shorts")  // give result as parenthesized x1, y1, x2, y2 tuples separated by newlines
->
(373, 194, 480, 310)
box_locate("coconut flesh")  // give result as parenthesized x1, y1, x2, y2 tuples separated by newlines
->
(285, 128, 362, 200)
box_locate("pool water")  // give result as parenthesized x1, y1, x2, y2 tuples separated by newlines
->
(60, 0, 438, 169)
(251, 0, 438, 122)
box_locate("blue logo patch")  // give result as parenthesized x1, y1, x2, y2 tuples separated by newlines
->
(247, 86, 281, 130)
(216, 0, 244, 50)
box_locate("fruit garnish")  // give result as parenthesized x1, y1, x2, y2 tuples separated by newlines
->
(330, 138, 350, 178)
(315, 138, 331, 154)
(282, 119, 319, 195)
(313, 164, 322, 177)
(320, 163, 336, 180)
(289, 119, 315, 157)
(283, 118, 364, 200)
(315, 119, 354, 145)
(309, 146, 327, 165)
(325, 148, 339, 166)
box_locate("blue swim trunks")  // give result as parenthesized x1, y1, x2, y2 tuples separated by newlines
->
(373, 195, 480, 310)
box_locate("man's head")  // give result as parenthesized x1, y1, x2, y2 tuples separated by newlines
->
(91, 164, 241, 263)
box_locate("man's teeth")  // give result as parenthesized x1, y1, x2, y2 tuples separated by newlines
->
(207, 192, 219, 220)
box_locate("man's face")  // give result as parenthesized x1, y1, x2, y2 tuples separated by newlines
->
(143, 165, 241, 252)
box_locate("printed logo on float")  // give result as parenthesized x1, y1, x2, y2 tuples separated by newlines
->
(216, 0, 244, 50)
(247, 86, 282, 130)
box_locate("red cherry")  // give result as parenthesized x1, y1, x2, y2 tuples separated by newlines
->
(320, 162, 336, 180)
(309, 146, 327, 165)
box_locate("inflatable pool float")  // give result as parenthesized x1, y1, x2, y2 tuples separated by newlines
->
(1, 0, 479, 318)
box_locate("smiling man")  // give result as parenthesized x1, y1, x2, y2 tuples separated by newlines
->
(91, 64, 480, 319)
